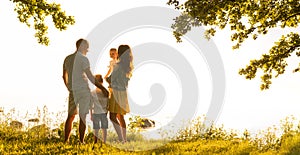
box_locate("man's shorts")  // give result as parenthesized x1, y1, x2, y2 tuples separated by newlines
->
(92, 113, 108, 129)
(68, 92, 78, 116)
(68, 89, 92, 117)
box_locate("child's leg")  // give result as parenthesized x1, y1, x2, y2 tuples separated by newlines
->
(101, 113, 108, 143)
(92, 114, 101, 143)
(94, 129, 99, 143)
(102, 129, 107, 143)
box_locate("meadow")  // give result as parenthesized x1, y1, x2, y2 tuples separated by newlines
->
(0, 107, 300, 154)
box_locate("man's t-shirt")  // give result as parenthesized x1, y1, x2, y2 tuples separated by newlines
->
(63, 51, 90, 91)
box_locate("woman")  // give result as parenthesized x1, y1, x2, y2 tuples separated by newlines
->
(108, 44, 133, 142)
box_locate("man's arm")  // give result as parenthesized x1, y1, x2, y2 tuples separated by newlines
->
(62, 68, 69, 90)
(85, 68, 109, 97)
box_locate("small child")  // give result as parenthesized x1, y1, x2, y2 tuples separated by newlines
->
(90, 74, 109, 143)
(104, 48, 118, 85)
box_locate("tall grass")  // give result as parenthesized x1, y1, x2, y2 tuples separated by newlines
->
(0, 106, 300, 154)
(165, 115, 300, 154)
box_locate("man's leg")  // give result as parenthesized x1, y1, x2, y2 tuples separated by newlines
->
(77, 90, 91, 144)
(65, 92, 77, 143)
(79, 114, 86, 143)
(64, 114, 75, 143)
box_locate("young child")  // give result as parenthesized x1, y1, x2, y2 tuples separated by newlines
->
(90, 74, 109, 143)
(104, 48, 118, 85)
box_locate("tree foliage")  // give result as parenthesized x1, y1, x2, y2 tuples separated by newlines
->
(11, 0, 75, 45)
(168, 0, 300, 90)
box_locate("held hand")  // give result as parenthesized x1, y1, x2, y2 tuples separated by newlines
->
(105, 76, 111, 84)
(103, 88, 109, 98)
(93, 77, 109, 97)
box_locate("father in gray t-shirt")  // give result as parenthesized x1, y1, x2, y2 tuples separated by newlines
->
(63, 38, 108, 144)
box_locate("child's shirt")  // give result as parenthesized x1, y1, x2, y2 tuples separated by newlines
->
(108, 59, 118, 71)
(90, 88, 108, 114)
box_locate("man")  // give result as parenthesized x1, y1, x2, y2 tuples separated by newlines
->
(62, 38, 108, 143)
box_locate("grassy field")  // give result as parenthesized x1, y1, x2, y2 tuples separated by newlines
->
(1, 127, 300, 154)
(1, 109, 300, 154)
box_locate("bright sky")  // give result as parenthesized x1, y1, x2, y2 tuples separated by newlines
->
(1, 0, 300, 136)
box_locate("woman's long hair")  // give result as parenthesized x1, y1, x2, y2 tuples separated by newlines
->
(117, 45, 133, 78)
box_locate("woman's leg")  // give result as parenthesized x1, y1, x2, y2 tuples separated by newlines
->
(109, 112, 122, 141)
(117, 114, 127, 142)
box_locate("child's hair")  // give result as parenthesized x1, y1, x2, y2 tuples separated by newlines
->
(95, 74, 109, 97)
(95, 74, 103, 83)
(110, 48, 117, 52)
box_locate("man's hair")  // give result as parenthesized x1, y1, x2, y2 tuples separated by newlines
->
(76, 39, 88, 49)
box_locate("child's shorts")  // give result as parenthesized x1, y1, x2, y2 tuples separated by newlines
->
(92, 113, 108, 129)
